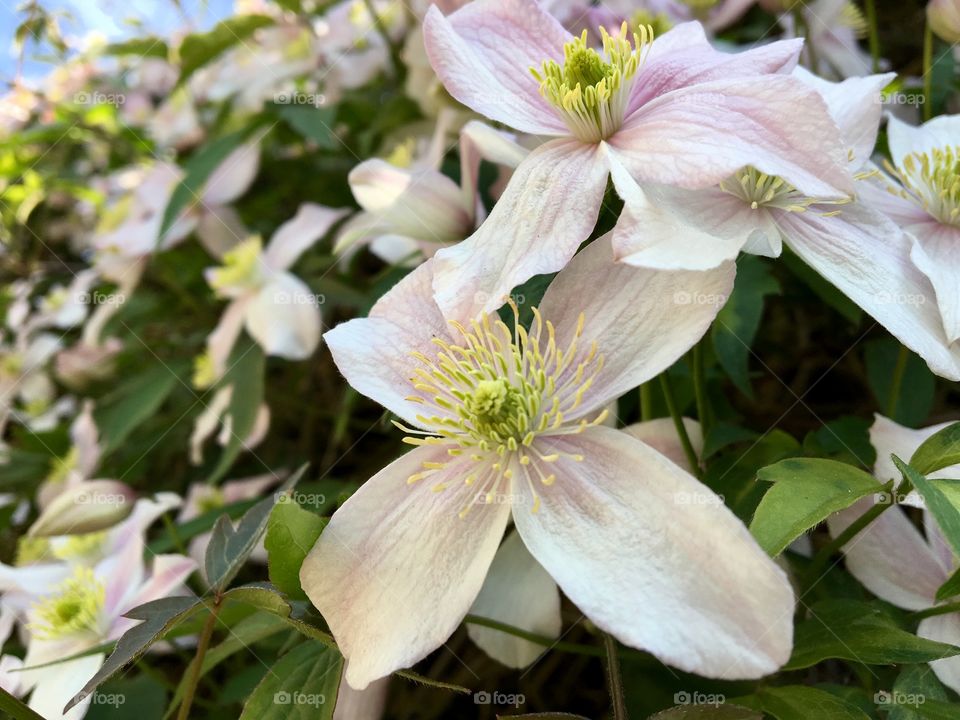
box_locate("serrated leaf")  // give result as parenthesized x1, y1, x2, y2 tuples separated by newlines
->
(207, 340, 265, 484)
(205, 465, 307, 591)
(649, 706, 760, 720)
(738, 686, 870, 720)
(239, 641, 343, 720)
(785, 599, 960, 670)
(265, 499, 326, 601)
(94, 363, 181, 455)
(750, 458, 880, 556)
(895, 457, 960, 558)
(178, 15, 274, 82)
(711, 254, 779, 397)
(910, 422, 960, 476)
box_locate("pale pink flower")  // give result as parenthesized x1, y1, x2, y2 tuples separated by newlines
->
(421, 0, 852, 320)
(301, 236, 794, 689)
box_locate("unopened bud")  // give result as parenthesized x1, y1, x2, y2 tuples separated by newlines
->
(29, 480, 135, 537)
(928, 0, 960, 43)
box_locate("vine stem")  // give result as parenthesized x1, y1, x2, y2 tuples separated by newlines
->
(887, 345, 909, 419)
(691, 343, 710, 441)
(177, 597, 221, 720)
(604, 633, 629, 720)
(924, 21, 934, 121)
(863, 0, 881, 72)
(659, 373, 701, 477)
(639, 383, 653, 422)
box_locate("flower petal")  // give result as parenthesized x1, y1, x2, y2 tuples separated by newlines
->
(264, 203, 349, 271)
(299, 445, 511, 689)
(538, 233, 735, 419)
(780, 202, 960, 381)
(423, 0, 570, 135)
(466, 530, 561, 668)
(27, 653, 105, 720)
(919, 613, 960, 694)
(910, 224, 960, 344)
(613, 75, 853, 197)
(888, 114, 960, 170)
(870, 414, 959, 485)
(431, 138, 609, 321)
(828, 499, 944, 610)
(201, 141, 260, 206)
(621, 417, 703, 474)
(244, 274, 321, 359)
(513, 426, 794, 678)
(325, 262, 453, 426)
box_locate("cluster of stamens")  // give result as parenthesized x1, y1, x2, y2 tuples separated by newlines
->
(207, 236, 265, 296)
(398, 303, 607, 516)
(885, 147, 960, 227)
(720, 167, 848, 215)
(30, 566, 104, 640)
(532, 23, 653, 143)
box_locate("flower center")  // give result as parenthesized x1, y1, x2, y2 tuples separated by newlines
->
(532, 24, 653, 143)
(398, 305, 607, 516)
(30, 566, 104, 640)
(207, 236, 266, 296)
(720, 167, 819, 212)
(887, 147, 960, 227)
(51, 531, 108, 562)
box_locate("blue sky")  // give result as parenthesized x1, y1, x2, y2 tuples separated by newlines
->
(1, 0, 233, 83)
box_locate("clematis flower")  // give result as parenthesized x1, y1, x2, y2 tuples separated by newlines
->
(828, 415, 960, 691)
(422, 0, 853, 320)
(17, 538, 195, 720)
(195, 203, 349, 388)
(301, 234, 794, 689)
(613, 68, 960, 381)
(860, 113, 960, 348)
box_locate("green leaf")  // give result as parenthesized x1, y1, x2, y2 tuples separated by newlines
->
(86, 675, 167, 720)
(885, 665, 951, 720)
(238, 641, 343, 720)
(265, 499, 326, 601)
(205, 465, 307, 591)
(864, 340, 935, 427)
(502, 715, 591, 720)
(103, 37, 168, 58)
(178, 15, 274, 82)
(936, 565, 960, 602)
(895, 456, 960, 557)
(738, 686, 871, 720)
(94, 363, 181, 455)
(0, 687, 46, 720)
(781, 249, 863, 325)
(802, 416, 876, 471)
(275, 105, 338, 149)
(157, 130, 250, 246)
(649, 706, 760, 720)
(148, 497, 259, 554)
(785, 599, 960, 670)
(207, 340, 265, 484)
(750, 458, 881, 556)
(711, 254, 779, 397)
(910, 422, 960, 475)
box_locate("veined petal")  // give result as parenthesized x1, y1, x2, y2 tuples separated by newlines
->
(779, 202, 960, 380)
(857, 164, 932, 228)
(244, 273, 321, 360)
(538, 234, 735, 419)
(910, 224, 960, 344)
(612, 75, 853, 197)
(326, 262, 453, 426)
(919, 614, 960, 694)
(423, 0, 571, 135)
(609, 156, 757, 270)
(621, 417, 703, 474)
(299, 445, 511, 689)
(431, 139, 609, 322)
(466, 530, 561, 668)
(828, 499, 944, 610)
(27, 653, 105, 720)
(514, 426, 794, 678)
(628, 29, 802, 115)
(888, 114, 960, 171)
(264, 203, 350, 271)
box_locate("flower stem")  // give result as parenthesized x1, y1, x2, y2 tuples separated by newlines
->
(659, 373, 700, 477)
(793, 9, 818, 75)
(691, 343, 710, 441)
(864, 0, 880, 72)
(177, 598, 220, 720)
(913, 600, 960, 620)
(639, 383, 653, 422)
(803, 479, 899, 587)
(603, 632, 629, 720)
(924, 21, 934, 121)
(887, 344, 909, 420)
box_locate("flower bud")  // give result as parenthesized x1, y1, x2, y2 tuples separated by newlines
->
(28, 480, 135, 537)
(928, 0, 960, 43)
